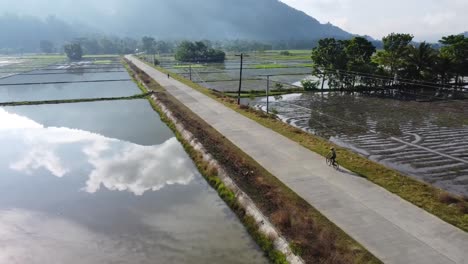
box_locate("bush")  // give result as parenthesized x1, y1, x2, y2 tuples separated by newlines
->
(64, 43, 83, 61)
(301, 79, 320, 91)
(279, 51, 291, 56)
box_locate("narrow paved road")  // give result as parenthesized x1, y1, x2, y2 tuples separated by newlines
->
(127, 55, 468, 264)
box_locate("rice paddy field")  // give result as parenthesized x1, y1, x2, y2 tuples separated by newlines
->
(155, 50, 315, 92)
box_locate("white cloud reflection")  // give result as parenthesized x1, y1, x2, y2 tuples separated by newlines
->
(0, 209, 147, 264)
(1, 109, 197, 195)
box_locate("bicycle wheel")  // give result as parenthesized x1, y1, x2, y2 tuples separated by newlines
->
(333, 162, 340, 170)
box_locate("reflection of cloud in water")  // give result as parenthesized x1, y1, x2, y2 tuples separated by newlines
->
(84, 138, 196, 195)
(0, 109, 196, 195)
(0, 209, 147, 264)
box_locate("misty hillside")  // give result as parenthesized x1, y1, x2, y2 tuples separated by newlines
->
(0, 0, 352, 52)
(87, 0, 352, 40)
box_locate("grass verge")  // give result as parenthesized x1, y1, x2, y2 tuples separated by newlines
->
(149, 60, 468, 232)
(126, 59, 381, 264)
(254, 64, 287, 69)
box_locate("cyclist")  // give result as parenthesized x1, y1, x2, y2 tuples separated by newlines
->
(328, 147, 337, 166)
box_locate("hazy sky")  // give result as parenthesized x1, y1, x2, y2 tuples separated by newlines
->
(281, 0, 468, 41)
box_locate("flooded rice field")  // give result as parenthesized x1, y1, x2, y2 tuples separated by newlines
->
(0, 59, 268, 263)
(0, 63, 138, 102)
(254, 93, 468, 196)
(158, 53, 312, 92)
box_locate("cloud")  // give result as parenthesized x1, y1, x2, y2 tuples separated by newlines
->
(423, 12, 456, 26)
(280, 0, 468, 41)
(2, 109, 197, 196)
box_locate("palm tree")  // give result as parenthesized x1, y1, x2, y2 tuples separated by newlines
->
(403, 42, 437, 81)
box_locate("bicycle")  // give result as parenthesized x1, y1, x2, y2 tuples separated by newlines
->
(326, 156, 340, 170)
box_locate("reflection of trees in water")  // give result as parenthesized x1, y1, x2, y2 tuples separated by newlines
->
(307, 93, 368, 138)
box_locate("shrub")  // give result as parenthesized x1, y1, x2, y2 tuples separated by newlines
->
(301, 79, 320, 91)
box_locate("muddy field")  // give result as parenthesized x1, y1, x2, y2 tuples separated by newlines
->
(254, 93, 468, 196)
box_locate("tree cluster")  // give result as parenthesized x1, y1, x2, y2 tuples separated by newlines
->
(140, 37, 174, 54)
(174, 41, 225, 62)
(75, 36, 138, 55)
(64, 43, 83, 60)
(311, 33, 468, 89)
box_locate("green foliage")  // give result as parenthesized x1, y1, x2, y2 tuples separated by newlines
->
(175, 41, 225, 62)
(204, 40, 273, 53)
(311, 36, 376, 88)
(142, 36, 156, 54)
(279, 50, 291, 56)
(439, 34, 468, 84)
(311, 38, 349, 72)
(310, 33, 465, 89)
(373, 33, 413, 75)
(401, 42, 437, 80)
(301, 79, 320, 91)
(345, 36, 376, 72)
(63, 43, 83, 60)
(72, 36, 138, 55)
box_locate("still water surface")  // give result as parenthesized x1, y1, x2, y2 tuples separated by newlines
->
(0, 68, 268, 263)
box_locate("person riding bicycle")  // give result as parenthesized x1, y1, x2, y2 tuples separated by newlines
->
(328, 147, 337, 165)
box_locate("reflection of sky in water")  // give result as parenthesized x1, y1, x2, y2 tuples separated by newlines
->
(0, 108, 196, 195)
(0, 107, 268, 263)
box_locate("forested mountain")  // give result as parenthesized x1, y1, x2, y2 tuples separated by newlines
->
(0, 14, 82, 53)
(0, 0, 352, 52)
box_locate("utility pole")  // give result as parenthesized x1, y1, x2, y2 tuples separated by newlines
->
(321, 73, 326, 92)
(235, 53, 244, 105)
(266, 75, 270, 114)
(189, 64, 192, 81)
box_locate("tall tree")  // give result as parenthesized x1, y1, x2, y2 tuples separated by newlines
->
(373, 33, 413, 76)
(311, 38, 349, 89)
(402, 42, 437, 80)
(439, 34, 468, 86)
(141, 36, 156, 54)
(311, 38, 348, 72)
(64, 43, 83, 60)
(345, 36, 376, 73)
